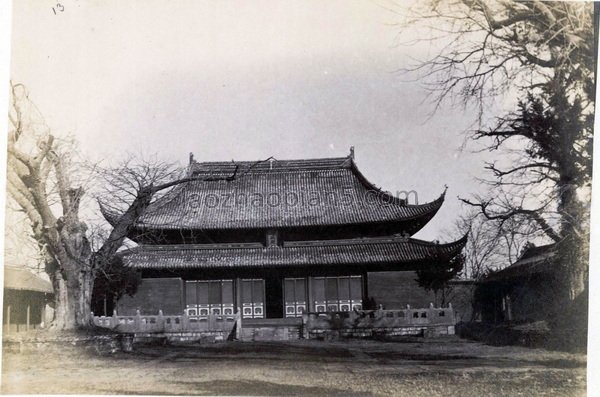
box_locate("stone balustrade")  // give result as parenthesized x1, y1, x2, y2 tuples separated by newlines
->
(91, 309, 240, 337)
(302, 304, 456, 339)
(91, 305, 455, 342)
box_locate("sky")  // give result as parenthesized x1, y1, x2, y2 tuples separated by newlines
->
(8, 0, 491, 241)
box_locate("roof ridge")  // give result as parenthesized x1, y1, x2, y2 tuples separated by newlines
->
(192, 155, 350, 165)
(190, 156, 352, 173)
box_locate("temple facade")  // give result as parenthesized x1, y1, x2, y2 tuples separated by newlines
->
(105, 151, 466, 321)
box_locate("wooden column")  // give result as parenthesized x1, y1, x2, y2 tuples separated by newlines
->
(235, 278, 242, 314)
(180, 278, 185, 314)
(362, 272, 369, 304)
(6, 305, 11, 334)
(307, 277, 314, 313)
(234, 278, 242, 340)
(26, 305, 30, 331)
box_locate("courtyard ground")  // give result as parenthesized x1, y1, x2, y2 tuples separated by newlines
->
(1, 337, 586, 396)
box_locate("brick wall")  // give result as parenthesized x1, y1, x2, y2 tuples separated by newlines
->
(116, 277, 183, 315)
(368, 271, 435, 308)
(367, 271, 474, 321)
(508, 275, 557, 322)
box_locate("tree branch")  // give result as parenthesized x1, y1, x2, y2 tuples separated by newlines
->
(460, 197, 562, 242)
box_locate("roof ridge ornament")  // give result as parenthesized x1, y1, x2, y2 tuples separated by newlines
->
(349, 146, 355, 160)
(401, 231, 410, 242)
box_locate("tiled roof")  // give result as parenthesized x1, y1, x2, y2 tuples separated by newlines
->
(486, 244, 556, 281)
(104, 156, 445, 231)
(122, 235, 467, 270)
(3, 266, 54, 293)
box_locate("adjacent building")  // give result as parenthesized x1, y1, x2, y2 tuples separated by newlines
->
(478, 243, 557, 323)
(3, 266, 54, 333)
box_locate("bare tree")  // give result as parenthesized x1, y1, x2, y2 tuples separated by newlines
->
(447, 209, 523, 320)
(4, 203, 45, 271)
(7, 82, 275, 329)
(403, 1, 594, 302)
(6, 83, 247, 330)
(454, 210, 512, 279)
(403, 1, 594, 117)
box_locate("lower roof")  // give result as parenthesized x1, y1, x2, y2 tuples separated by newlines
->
(122, 235, 467, 270)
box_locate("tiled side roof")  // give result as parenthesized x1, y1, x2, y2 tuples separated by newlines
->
(3, 266, 54, 293)
(486, 244, 556, 281)
(109, 156, 445, 231)
(122, 235, 467, 270)
(517, 243, 556, 262)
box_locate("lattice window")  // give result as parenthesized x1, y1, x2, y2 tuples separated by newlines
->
(241, 279, 265, 318)
(185, 280, 234, 318)
(312, 275, 362, 313)
(284, 278, 307, 318)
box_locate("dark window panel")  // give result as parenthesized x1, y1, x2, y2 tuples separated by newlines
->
(338, 277, 350, 300)
(284, 279, 295, 302)
(222, 280, 234, 304)
(350, 277, 362, 300)
(185, 281, 197, 306)
(295, 278, 306, 301)
(197, 281, 209, 304)
(313, 278, 325, 301)
(253, 280, 264, 303)
(208, 281, 222, 304)
(326, 277, 338, 301)
(242, 280, 253, 302)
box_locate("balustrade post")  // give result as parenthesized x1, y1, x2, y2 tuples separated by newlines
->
(158, 310, 164, 332)
(135, 309, 142, 331)
(208, 313, 215, 330)
(182, 312, 189, 331)
(112, 309, 117, 328)
(429, 302, 434, 324)
(235, 309, 242, 341)
(301, 313, 308, 339)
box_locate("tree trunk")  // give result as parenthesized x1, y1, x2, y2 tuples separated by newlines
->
(433, 290, 439, 307)
(440, 288, 447, 308)
(48, 260, 93, 330)
(557, 173, 588, 302)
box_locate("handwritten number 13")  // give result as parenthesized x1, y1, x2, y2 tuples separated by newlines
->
(52, 3, 64, 15)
